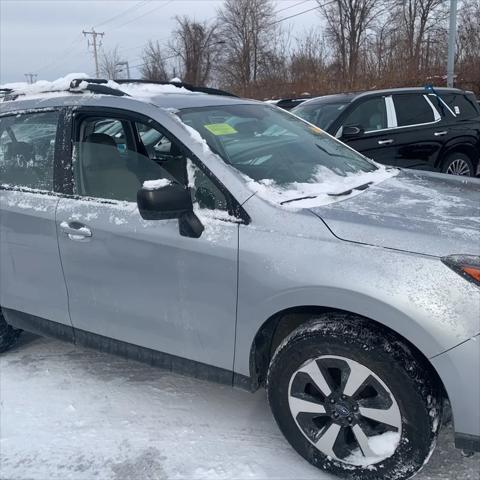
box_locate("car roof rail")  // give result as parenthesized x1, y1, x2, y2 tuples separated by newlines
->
(114, 79, 238, 97)
(69, 79, 130, 97)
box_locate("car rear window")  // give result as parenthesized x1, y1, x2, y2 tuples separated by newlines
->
(440, 93, 479, 120)
(393, 94, 436, 126)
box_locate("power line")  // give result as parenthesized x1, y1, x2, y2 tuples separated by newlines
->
(110, 0, 174, 31)
(276, 0, 313, 14)
(94, 0, 151, 28)
(272, 2, 331, 24)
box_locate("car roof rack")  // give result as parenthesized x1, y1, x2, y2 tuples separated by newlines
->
(114, 79, 238, 97)
(1, 79, 130, 102)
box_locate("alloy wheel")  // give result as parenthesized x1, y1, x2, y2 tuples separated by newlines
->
(446, 158, 471, 176)
(288, 355, 402, 466)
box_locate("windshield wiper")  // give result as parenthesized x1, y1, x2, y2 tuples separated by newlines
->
(328, 182, 372, 197)
(280, 195, 317, 205)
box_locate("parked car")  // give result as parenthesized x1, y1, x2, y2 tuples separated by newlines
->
(1, 77, 479, 480)
(292, 87, 480, 177)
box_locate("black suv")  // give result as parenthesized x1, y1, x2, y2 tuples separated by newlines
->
(292, 88, 480, 176)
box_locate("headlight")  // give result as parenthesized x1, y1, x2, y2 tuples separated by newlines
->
(442, 255, 480, 286)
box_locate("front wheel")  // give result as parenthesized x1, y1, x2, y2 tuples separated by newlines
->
(267, 315, 442, 480)
(441, 152, 474, 176)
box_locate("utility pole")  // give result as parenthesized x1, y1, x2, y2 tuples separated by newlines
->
(24, 73, 38, 84)
(446, 0, 457, 88)
(116, 61, 131, 79)
(83, 28, 105, 78)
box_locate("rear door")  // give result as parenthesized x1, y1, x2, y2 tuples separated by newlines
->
(0, 109, 71, 327)
(387, 93, 444, 170)
(56, 107, 241, 370)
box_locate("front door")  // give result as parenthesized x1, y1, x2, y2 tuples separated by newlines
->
(56, 109, 240, 370)
(339, 96, 398, 166)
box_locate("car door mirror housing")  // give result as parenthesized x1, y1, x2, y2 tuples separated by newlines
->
(342, 125, 365, 138)
(137, 183, 193, 221)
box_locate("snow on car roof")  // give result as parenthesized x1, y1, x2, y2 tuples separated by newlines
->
(0, 73, 253, 109)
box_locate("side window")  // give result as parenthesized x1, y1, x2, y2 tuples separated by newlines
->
(0, 111, 58, 191)
(393, 94, 436, 126)
(440, 93, 479, 120)
(343, 97, 387, 132)
(74, 116, 229, 213)
(135, 121, 229, 212)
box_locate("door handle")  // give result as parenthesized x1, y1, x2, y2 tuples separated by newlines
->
(434, 130, 448, 136)
(378, 139, 393, 145)
(60, 221, 92, 241)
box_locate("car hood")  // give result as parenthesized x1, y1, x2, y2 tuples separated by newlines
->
(310, 170, 480, 257)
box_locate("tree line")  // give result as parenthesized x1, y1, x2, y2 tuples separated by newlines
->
(100, 0, 480, 98)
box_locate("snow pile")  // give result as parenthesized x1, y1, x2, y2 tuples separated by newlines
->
(242, 166, 398, 209)
(345, 431, 401, 467)
(142, 178, 171, 190)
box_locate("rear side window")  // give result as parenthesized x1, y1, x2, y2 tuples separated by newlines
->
(441, 93, 479, 120)
(393, 94, 435, 126)
(0, 111, 59, 191)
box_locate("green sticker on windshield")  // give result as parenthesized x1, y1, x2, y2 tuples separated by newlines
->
(204, 123, 238, 135)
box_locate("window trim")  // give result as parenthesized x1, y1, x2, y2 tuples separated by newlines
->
(0, 107, 65, 195)
(61, 106, 250, 225)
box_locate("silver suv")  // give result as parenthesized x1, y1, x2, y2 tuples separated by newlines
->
(1, 78, 479, 480)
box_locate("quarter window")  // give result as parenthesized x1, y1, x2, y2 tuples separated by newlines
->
(343, 97, 388, 132)
(0, 111, 59, 191)
(440, 93, 479, 120)
(393, 94, 436, 126)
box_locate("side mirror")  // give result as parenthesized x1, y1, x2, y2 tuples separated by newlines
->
(137, 182, 192, 220)
(137, 182, 204, 238)
(342, 124, 365, 138)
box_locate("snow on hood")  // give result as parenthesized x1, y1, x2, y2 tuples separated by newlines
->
(310, 170, 480, 257)
(242, 165, 398, 209)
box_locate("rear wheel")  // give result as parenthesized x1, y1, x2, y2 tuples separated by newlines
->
(0, 310, 22, 353)
(441, 152, 474, 176)
(267, 314, 442, 480)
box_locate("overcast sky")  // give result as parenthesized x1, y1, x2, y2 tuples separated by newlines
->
(0, 0, 320, 84)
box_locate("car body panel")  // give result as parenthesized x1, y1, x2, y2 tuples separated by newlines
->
(56, 196, 239, 369)
(431, 335, 480, 440)
(0, 189, 71, 326)
(310, 170, 480, 257)
(233, 193, 480, 377)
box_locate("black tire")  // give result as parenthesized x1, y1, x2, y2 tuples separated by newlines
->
(0, 309, 22, 353)
(441, 152, 474, 177)
(267, 314, 442, 480)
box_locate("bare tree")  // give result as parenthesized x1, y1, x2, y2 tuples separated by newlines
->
(140, 40, 169, 81)
(389, 0, 446, 76)
(99, 46, 122, 79)
(169, 16, 220, 85)
(317, 0, 383, 89)
(456, 0, 480, 91)
(217, 0, 277, 95)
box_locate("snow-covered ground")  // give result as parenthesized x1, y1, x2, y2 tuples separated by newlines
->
(1, 333, 479, 480)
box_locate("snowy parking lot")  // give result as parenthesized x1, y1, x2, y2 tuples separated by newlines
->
(1, 333, 479, 480)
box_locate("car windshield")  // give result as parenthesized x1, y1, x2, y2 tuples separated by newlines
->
(292, 101, 349, 130)
(178, 104, 375, 187)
